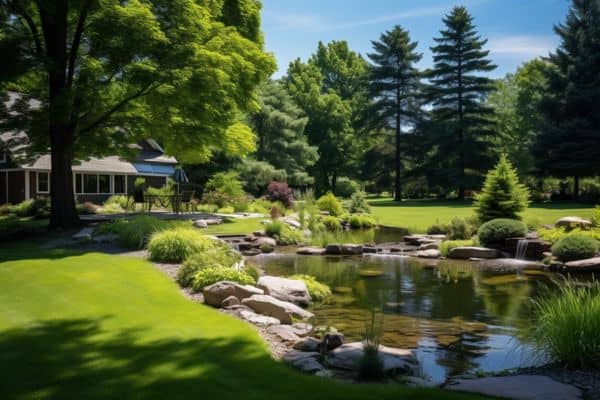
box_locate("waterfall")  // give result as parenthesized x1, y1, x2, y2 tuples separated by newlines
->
(515, 239, 529, 260)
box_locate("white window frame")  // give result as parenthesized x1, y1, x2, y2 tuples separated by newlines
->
(74, 173, 127, 195)
(37, 171, 50, 194)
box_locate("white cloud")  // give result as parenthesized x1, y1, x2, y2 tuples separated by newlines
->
(488, 35, 556, 58)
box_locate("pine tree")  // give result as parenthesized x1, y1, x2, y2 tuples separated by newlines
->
(426, 6, 496, 199)
(367, 26, 422, 201)
(474, 155, 530, 222)
(534, 0, 600, 197)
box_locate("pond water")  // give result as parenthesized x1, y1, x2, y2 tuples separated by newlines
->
(250, 252, 584, 383)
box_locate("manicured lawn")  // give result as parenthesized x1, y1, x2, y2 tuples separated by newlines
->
(0, 245, 484, 400)
(202, 217, 265, 235)
(369, 198, 596, 232)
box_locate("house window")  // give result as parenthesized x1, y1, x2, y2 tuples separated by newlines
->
(84, 174, 98, 193)
(114, 175, 125, 194)
(75, 173, 83, 194)
(37, 172, 50, 193)
(98, 175, 110, 193)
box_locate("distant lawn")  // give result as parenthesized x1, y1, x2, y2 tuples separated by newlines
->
(369, 198, 596, 232)
(202, 217, 264, 235)
(0, 245, 484, 400)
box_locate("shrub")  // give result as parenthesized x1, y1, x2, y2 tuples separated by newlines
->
(348, 214, 376, 230)
(176, 241, 242, 287)
(439, 239, 478, 257)
(289, 274, 331, 302)
(264, 220, 284, 237)
(593, 206, 600, 227)
(270, 202, 287, 218)
(316, 192, 343, 216)
(13, 199, 49, 218)
(474, 155, 530, 222)
(217, 206, 235, 214)
(191, 267, 255, 292)
(529, 280, 600, 369)
(206, 171, 244, 198)
(266, 181, 294, 208)
(265, 220, 303, 245)
(334, 177, 359, 198)
(148, 227, 215, 263)
(0, 215, 46, 242)
(247, 199, 273, 214)
(551, 235, 599, 262)
(448, 217, 473, 240)
(95, 215, 170, 249)
(477, 218, 527, 247)
(245, 264, 261, 282)
(538, 227, 600, 244)
(0, 204, 12, 216)
(100, 203, 124, 214)
(196, 203, 218, 213)
(427, 220, 449, 235)
(525, 217, 542, 231)
(348, 190, 371, 214)
(321, 216, 343, 231)
(105, 195, 134, 211)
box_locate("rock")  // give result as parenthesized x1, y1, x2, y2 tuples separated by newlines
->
(325, 244, 342, 255)
(241, 249, 261, 256)
(363, 246, 378, 253)
(503, 237, 552, 260)
(281, 217, 302, 229)
(403, 376, 439, 388)
(259, 244, 275, 254)
(202, 218, 222, 225)
(282, 351, 324, 373)
(202, 281, 263, 308)
(418, 242, 440, 250)
(328, 342, 416, 374)
(267, 325, 301, 342)
(193, 219, 208, 228)
(446, 375, 583, 400)
(254, 236, 277, 248)
(555, 216, 592, 228)
(72, 227, 94, 241)
(293, 337, 321, 352)
(477, 258, 545, 273)
(237, 242, 254, 251)
(291, 322, 313, 337)
(403, 235, 425, 246)
(242, 294, 314, 324)
(296, 247, 326, 255)
(448, 246, 500, 259)
(221, 295, 240, 307)
(427, 234, 447, 241)
(340, 244, 363, 255)
(321, 332, 344, 351)
(92, 234, 117, 243)
(252, 230, 266, 237)
(565, 257, 600, 271)
(416, 249, 441, 259)
(237, 309, 280, 326)
(257, 276, 311, 306)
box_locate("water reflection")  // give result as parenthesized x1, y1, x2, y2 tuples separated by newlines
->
(251, 253, 562, 382)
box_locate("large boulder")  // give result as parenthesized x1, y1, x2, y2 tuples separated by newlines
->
(341, 244, 363, 255)
(282, 351, 324, 373)
(254, 237, 277, 248)
(448, 247, 500, 260)
(328, 342, 417, 374)
(418, 242, 440, 251)
(476, 259, 545, 273)
(325, 244, 343, 255)
(202, 281, 263, 308)
(416, 249, 441, 259)
(266, 325, 301, 342)
(293, 337, 321, 352)
(565, 257, 600, 272)
(237, 309, 280, 326)
(242, 294, 314, 324)
(257, 276, 311, 306)
(193, 220, 208, 228)
(296, 247, 326, 255)
(555, 216, 592, 228)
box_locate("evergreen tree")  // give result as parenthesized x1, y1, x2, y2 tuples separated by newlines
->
(426, 6, 496, 199)
(534, 0, 600, 197)
(474, 155, 530, 222)
(367, 26, 422, 201)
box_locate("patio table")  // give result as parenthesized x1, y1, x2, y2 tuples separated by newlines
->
(144, 194, 183, 214)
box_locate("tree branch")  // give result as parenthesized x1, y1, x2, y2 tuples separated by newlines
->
(66, 0, 91, 89)
(77, 84, 157, 136)
(6, 0, 43, 54)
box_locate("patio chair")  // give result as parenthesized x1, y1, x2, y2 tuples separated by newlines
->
(180, 190, 196, 212)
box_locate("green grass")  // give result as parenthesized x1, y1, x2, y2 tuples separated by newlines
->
(369, 198, 596, 232)
(202, 218, 265, 235)
(0, 244, 484, 399)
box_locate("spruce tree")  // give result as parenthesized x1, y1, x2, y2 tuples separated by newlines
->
(367, 26, 422, 201)
(534, 0, 600, 197)
(426, 6, 496, 199)
(474, 155, 530, 222)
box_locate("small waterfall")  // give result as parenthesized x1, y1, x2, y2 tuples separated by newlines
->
(515, 239, 529, 260)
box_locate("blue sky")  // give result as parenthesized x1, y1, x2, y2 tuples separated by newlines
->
(261, 0, 570, 78)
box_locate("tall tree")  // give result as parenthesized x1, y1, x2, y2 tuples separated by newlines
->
(0, 0, 274, 228)
(285, 41, 368, 194)
(534, 0, 600, 197)
(426, 6, 496, 199)
(367, 25, 422, 201)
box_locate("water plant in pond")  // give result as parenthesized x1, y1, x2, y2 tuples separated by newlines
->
(289, 274, 332, 301)
(357, 309, 385, 381)
(529, 279, 600, 369)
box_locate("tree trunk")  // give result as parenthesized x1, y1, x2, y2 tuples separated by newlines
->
(49, 133, 79, 229)
(573, 175, 580, 199)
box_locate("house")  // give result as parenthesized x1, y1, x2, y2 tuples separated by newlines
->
(0, 136, 178, 204)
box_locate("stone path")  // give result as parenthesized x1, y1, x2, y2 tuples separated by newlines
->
(446, 375, 583, 400)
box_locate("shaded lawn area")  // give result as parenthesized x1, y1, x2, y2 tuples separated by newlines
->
(369, 198, 596, 232)
(0, 245, 485, 400)
(202, 217, 264, 235)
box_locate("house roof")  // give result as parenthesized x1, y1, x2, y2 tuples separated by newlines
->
(21, 154, 139, 174)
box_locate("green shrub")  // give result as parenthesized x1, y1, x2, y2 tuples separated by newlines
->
(247, 199, 273, 214)
(334, 177, 359, 198)
(289, 274, 331, 302)
(12, 199, 49, 218)
(196, 203, 218, 213)
(264, 220, 284, 237)
(551, 235, 599, 262)
(348, 214, 376, 230)
(100, 202, 124, 214)
(477, 218, 527, 247)
(206, 171, 244, 199)
(0, 204, 12, 216)
(427, 220, 449, 235)
(245, 264, 261, 282)
(439, 239, 477, 257)
(95, 216, 172, 249)
(148, 227, 214, 263)
(474, 155, 530, 222)
(316, 192, 343, 217)
(593, 206, 600, 227)
(264, 220, 303, 245)
(0, 215, 47, 242)
(529, 280, 600, 368)
(448, 217, 473, 240)
(176, 241, 241, 287)
(192, 267, 255, 292)
(348, 190, 371, 214)
(321, 215, 342, 231)
(525, 217, 542, 231)
(105, 195, 134, 211)
(538, 227, 600, 244)
(217, 206, 235, 214)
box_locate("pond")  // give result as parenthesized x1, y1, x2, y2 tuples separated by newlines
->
(250, 252, 591, 383)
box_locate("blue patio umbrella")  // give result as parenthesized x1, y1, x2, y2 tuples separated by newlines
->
(173, 167, 188, 195)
